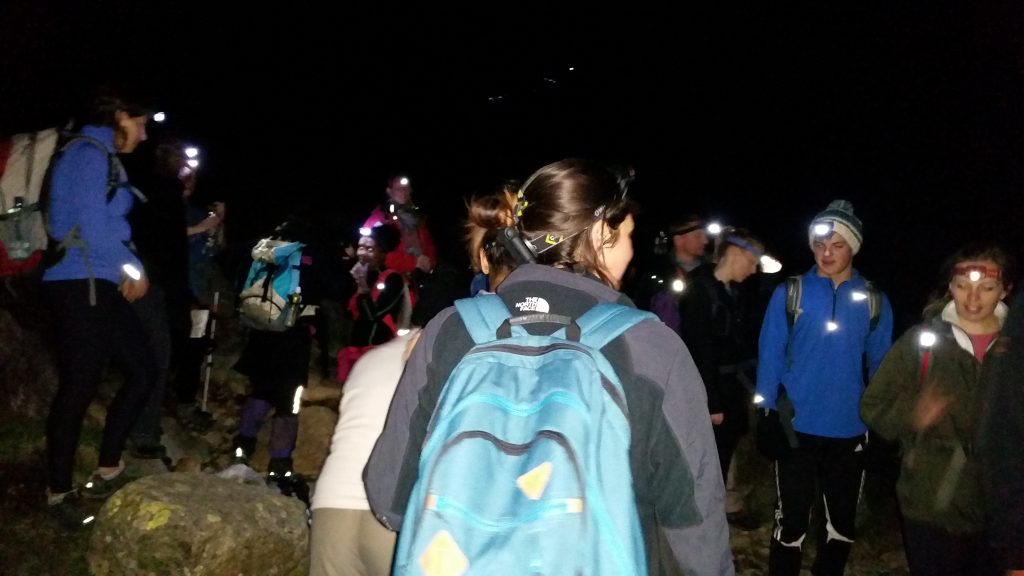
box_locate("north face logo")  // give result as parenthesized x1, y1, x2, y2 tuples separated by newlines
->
(514, 297, 550, 313)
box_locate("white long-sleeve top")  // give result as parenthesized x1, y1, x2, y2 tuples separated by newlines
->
(311, 329, 418, 511)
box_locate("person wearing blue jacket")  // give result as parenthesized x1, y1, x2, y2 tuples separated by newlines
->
(42, 89, 156, 526)
(755, 199, 893, 576)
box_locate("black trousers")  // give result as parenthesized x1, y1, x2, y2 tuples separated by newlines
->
(713, 374, 751, 480)
(44, 280, 157, 493)
(769, 432, 866, 576)
(128, 285, 171, 445)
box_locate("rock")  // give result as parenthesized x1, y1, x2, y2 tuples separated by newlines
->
(300, 386, 341, 406)
(0, 308, 58, 419)
(173, 457, 202, 473)
(293, 406, 337, 478)
(87, 473, 308, 576)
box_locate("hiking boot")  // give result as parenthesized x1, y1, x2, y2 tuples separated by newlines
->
(130, 442, 167, 460)
(47, 491, 94, 530)
(231, 435, 257, 464)
(266, 458, 310, 507)
(81, 470, 132, 500)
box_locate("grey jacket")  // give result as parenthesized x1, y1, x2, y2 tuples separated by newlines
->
(365, 264, 733, 575)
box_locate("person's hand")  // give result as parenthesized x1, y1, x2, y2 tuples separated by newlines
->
(120, 276, 150, 302)
(416, 254, 432, 273)
(351, 262, 370, 294)
(711, 412, 725, 426)
(912, 386, 950, 432)
(199, 213, 221, 232)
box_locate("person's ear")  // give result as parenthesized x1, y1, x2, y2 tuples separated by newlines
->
(590, 219, 610, 252)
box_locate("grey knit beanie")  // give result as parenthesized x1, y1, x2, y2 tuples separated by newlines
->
(808, 199, 863, 254)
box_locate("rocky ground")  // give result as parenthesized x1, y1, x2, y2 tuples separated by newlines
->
(0, 301, 910, 575)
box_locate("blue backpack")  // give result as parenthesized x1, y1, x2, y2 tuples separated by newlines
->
(237, 238, 305, 331)
(394, 294, 653, 576)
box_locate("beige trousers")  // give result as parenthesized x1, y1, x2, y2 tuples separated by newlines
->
(310, 508, 397, 576)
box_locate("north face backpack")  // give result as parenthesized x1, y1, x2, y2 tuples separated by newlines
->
(238, 238, 305, 331)
(394, 294, 653, 576)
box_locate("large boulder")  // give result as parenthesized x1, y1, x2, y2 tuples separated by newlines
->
(88, 473, 309, 576)
(0, 307, 57, 419)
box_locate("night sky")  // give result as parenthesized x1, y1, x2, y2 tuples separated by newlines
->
(3, 1, 1024, 332)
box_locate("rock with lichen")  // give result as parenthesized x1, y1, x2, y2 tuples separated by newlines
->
(87, 473, 308, 576)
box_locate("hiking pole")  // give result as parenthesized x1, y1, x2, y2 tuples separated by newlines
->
(201, 291, 220, 412)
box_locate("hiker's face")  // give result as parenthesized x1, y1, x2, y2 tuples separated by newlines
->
(731, 245, 759, 282)
(949, 259, 1006, 325)
(357, 236, 378, 266)
(673, 226, 707, 261)
(594, 214, 635, 289)
(114, 112, 148, 153)
(387, 178, 412, 205)
(813, 232, 853, 279)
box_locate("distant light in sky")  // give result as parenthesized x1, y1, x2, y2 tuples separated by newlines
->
(488, 95, 504, 101)
(184, 146, 199, 158)
(152, 112, 166, 123)
(187, 158, 199, 169)
(568, 66, 575, 71)
(543, 77, 557, 84)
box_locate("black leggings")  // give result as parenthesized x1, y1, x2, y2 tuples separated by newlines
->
(44, 280, 157, 493)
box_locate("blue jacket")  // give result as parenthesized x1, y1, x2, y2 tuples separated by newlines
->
(42, 126, 144, 285)
(756, 267, 893, 438)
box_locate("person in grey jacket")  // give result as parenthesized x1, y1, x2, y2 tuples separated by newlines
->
(365, 159, 733, 576)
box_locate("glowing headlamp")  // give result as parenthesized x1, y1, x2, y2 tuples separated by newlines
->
(706, 222, 723, 235)
(812, 221, 833, 237)
(399, 177, 409, 186)
(760, 255, 782, 274)
(671, 278, 685, 293)
(359, 227, 372, 237)
(952, 265, 1001, 282)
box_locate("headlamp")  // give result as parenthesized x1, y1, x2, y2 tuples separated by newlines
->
(812, 221, 833, 237)
(951, 265, 1001, 282)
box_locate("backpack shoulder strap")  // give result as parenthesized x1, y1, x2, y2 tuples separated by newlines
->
(865, 280, 882, 331)
(577, 302, 656, 351)
(785, 275, 802, 328)
(454, 294, 514, 345)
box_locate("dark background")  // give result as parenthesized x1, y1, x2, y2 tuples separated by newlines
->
(3, 1, 1024, 333)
